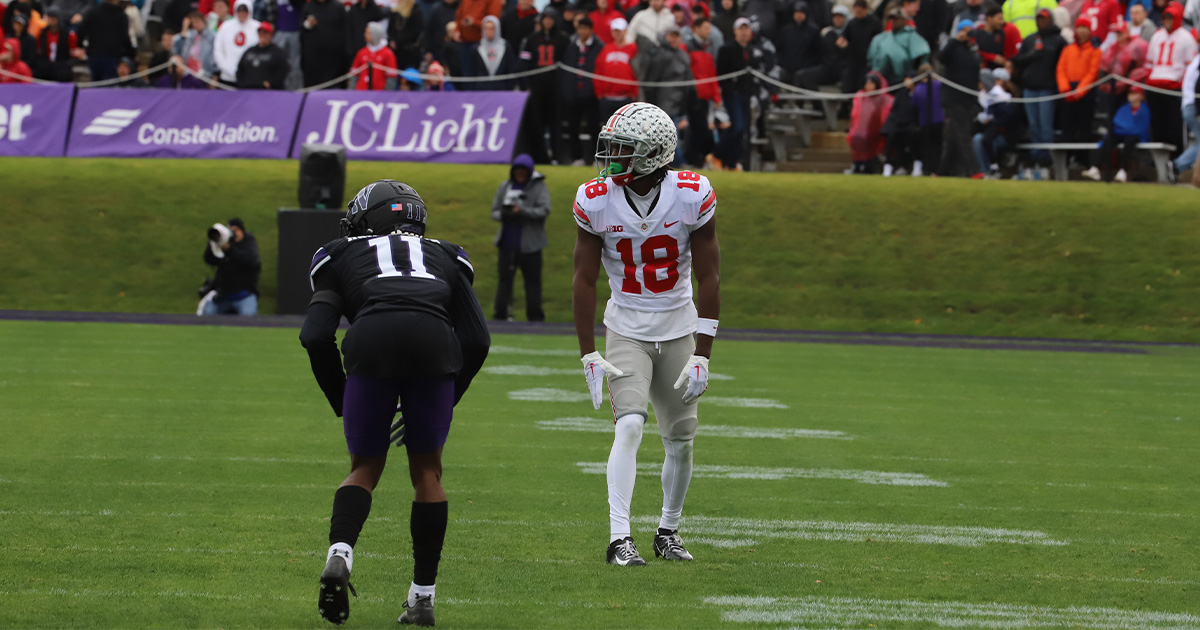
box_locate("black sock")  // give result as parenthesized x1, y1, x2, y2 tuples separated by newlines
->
(411, 501, 448, 586)
(658, 528, 676, 536)
(329, 485, 373, 547)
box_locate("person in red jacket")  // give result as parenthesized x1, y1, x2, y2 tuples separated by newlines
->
(0, 38, 32, 82)
(353, 22, 398, 90)
(590, 0, 625, 43)
(975, 4, 1021, 69)
(1078, 0, 1122, 43)
(594, 17, 639, 121)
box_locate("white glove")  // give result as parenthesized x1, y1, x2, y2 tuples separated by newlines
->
(581, 351, 624, 410)
(673, 355, 710, 404)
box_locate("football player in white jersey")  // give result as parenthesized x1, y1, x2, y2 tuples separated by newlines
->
(572, 102, 721, 566)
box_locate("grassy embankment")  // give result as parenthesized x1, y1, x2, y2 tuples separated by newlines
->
(4, 157, 1200, 341)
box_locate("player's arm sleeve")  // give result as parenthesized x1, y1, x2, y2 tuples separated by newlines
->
(572, 184, 603, 235)
(686, 176, 717, 231)
(447, 248, 491, 406)
(298, 248, 346, 417)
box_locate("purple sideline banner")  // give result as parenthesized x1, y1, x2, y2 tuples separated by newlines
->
(0, 84, 74, 157)
(292, 91, 528, 164)
(67, 88, 304, 159)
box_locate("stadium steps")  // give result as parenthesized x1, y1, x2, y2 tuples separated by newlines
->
(771, 131, 853, 174)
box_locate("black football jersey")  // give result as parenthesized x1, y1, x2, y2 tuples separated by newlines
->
(308, 234, 475, 323)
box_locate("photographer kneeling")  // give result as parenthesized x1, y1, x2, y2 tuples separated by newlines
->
(201, 218, 262, 316)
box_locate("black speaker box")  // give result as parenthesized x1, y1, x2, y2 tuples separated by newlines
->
(276, 208, 345, 315)
(298, 143, 346, 210)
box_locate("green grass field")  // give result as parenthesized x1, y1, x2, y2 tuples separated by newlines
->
(5, 157, 1200, 341)
(1, 319, 1197, 628)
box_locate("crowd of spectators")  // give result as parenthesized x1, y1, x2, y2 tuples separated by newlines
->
(3, 0, 1200, 177)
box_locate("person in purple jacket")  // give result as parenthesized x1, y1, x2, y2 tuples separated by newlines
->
(909, 64, 943, 177)
(1083, 85, 1152, 182)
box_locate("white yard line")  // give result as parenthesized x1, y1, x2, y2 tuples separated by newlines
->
(508, 388, 592, 403)
(538, 417, 850, 440)
(577, 462, 948, 487)
(509, 389, 787, 407)
(484, 364, 736, 380)
(632, 516, 1067, 548)
(702, 396, 789, 409)
(483, 365, 581, 376)
(489, 345, 579, 356)
(703, 595, 1200, 629)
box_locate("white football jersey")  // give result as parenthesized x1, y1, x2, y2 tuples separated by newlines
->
(574, 170, 717, 341)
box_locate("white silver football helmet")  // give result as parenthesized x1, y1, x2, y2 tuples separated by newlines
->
(595, 102, 678, 186)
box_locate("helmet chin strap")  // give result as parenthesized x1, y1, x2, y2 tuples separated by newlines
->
(605, 162, 666, 187)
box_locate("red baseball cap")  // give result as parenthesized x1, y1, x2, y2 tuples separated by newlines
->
(1036, 8, 1052, 18)
(1075, 16, 1091, 28)
(258, 22, 274, 33)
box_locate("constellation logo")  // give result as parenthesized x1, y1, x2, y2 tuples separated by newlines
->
(82, 109, 141, 136)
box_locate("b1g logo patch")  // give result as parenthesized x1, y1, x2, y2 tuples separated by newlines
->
(606, 225, 624, 233)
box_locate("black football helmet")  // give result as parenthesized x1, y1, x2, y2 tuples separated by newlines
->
(341, 180, 428, 237)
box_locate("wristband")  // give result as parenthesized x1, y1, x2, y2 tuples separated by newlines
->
(697, 318, 718, 337)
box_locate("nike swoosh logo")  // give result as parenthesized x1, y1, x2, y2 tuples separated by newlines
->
(664, 221, 679, 228)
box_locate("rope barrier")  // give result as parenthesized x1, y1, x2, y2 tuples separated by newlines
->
(749, 67, 920, 98)
(0, 66, 60, 84)
(171, 58, 236, 91)
(296, 65, 364, 92)
(373, 62, 560, 83)
(558, 63, 747, 88)
(76, 60, 174, 88)
(3, 52, 1190, 103)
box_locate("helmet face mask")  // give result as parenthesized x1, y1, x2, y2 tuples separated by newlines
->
(595, 102, 677, 186)
(342, 180, 428, 238)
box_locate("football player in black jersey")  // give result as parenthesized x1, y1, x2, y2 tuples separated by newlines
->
(300, 180, 490, 627)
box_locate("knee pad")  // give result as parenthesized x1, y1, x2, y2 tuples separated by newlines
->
(614, 415, 644, 450)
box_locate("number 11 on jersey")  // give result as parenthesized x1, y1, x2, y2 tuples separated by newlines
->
(369, 235, 435, 279)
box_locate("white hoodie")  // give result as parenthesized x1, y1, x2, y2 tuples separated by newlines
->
(213, 0, 260, 82)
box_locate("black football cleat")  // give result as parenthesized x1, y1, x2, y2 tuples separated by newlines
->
(319, 554, 357, 625)
(398, 595, 435, 626)
(606, 536, 647, 566)
(653, 530, 694, 561)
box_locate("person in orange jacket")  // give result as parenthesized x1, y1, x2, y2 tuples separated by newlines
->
(1057, 17, 1102, 144)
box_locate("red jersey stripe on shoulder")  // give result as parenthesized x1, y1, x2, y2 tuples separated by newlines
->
(574, 201, 592, 225)
(699, 190, 716, 215)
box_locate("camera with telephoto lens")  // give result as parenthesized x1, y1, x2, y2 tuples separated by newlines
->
(208, 223, 232, 246)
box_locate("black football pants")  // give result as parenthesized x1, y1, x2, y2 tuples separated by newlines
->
(494, 249, 544, 322)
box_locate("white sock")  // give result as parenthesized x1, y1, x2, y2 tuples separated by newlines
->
(327, 542, 353, 573)
(607, 414, 644, 543)
(408, 582, 435, 606)
(659, 438, 694, 532)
